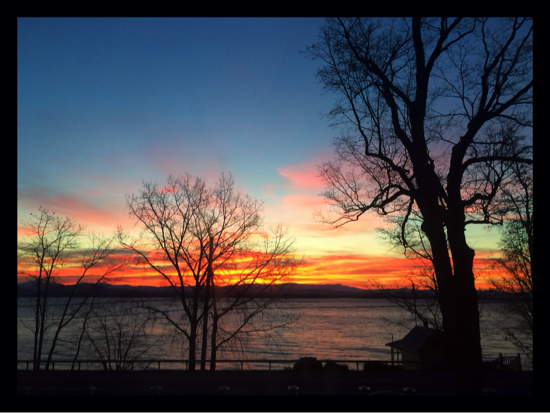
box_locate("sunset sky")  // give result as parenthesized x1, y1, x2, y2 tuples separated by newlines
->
(17, 17, 503, 289)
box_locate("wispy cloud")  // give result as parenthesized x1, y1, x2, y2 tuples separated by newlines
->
(17, 187, 131, 232)
(292, 252, 501, 289)
(276, 149, 333, 191)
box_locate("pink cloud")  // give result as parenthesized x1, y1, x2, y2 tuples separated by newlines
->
(18, 188, 131, 232)
(283, 193, 326, 210)
(277, 149, 334, 191)
(262, 183, 277, 199)
(279, 194, 386, 236)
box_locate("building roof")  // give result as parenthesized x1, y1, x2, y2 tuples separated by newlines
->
(385, 325, 442, 354)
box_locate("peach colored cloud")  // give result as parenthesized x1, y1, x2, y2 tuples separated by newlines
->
(282, 193, 326, 211)
(275, 206, 387, 246)
(261, 183, 277, 199)
(276, 149, 334, 191)
(278, 165, 324, 190)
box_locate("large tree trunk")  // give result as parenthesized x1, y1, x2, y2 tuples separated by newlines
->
(446, 212, 484, 394)
(447, 270, 483, 395)
(412, 144, 484, 394)
(421, 210, 484, 394)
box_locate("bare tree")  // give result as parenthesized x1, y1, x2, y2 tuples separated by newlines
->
(307, 17, 532, 393)
(372, 265, 444, 333)
(374, 212, 445, 333)
(205, 224, 300, 370)
(117, 173, 300, 371)
(491, 162, 532, 363)
(17, 207, 124, 370)
(83, 299, 161, 371)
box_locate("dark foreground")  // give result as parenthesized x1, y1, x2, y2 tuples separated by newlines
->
(18, 369, 532, 396)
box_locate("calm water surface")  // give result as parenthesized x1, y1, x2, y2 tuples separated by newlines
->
(17, 297, 529, 370)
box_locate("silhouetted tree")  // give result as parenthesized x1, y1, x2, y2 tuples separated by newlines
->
(83, 299, 161, 370)
(17, 207, 124, 370)
(491, 163, 532, 363)
(307, 17, 532, 394)
(205, 224, 299, 370)
(117, 173, 300, 370)
(375, 207, 444, 332)
(372, 266, 444, 333)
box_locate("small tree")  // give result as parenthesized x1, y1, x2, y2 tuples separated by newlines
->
(492, 163, 532, 363)
(117, 173, 300, 370)
(374, 211, 444, 332)
(18, 207, 124, 370)
(84, 299, 161, 371)
(372, 266, 444, 333)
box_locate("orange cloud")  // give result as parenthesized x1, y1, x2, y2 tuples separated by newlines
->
(288, 252, 502, 290)
(292, 254, 425, 288)
(17, 244, 503, 291)
(283, 193, 326, 209)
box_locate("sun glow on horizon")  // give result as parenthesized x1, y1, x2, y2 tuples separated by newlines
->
(17, 248, 503, 290)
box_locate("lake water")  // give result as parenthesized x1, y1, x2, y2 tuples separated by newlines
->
(17, 297, 531, 370)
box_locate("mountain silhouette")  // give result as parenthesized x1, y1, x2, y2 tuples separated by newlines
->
(17, 281, 374, 299)
(17, 281, 504, 300)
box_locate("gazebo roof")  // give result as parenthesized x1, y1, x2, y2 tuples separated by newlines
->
(385, 325, 442, 354)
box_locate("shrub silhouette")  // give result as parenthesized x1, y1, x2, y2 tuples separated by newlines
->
(293, 357, 323, 371)
(364, 361, 388, 370)
(324, 360, 349, 370)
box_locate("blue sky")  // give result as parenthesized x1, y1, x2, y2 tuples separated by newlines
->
(17, 17, 501, 287)
(18, 19, 331, 179)
(18, 18, 335, 226)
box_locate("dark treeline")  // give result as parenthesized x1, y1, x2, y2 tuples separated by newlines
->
(17, 281, 513, 301)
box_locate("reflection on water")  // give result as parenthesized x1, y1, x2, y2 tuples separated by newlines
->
(17, 297, 531, 370)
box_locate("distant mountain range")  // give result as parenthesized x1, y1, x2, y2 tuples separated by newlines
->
(17, 281, 375, 299)
(17, 280, 506, 300)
